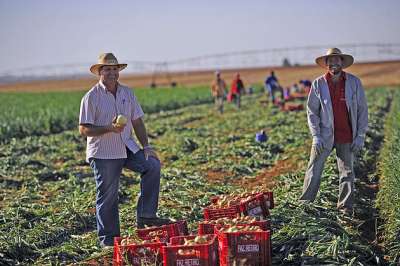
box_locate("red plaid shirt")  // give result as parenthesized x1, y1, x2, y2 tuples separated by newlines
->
(325, 72, 353, 143)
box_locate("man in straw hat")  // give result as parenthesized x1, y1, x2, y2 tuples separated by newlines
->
(300, 48, 368, 217)
(79, 53, 171, 247)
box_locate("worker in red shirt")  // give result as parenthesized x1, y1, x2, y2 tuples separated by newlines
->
(300, 48, 369, 217)
(230, 73, 245, 109)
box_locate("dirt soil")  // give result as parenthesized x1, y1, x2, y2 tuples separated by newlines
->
(234, 145, 308, 189)
(1, 60, 400, 92)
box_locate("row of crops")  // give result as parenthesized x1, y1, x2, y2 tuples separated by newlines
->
(0, 85, 399, 265)
(0, 85, 239, 143)
(376, 89, 400, 262)
(264, 87, 396, 265)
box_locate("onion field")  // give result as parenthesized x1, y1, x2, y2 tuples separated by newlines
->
(0, 84, 399, 265)
(0, 86, 216, 143)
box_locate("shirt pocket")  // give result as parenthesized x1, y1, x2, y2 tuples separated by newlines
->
(117, 96, 130, 117)
(321, 97, 331, 111)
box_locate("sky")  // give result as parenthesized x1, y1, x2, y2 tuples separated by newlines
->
(0, 0, 399, 74)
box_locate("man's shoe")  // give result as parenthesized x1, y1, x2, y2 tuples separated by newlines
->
(339, 208, 353, 217)
(137, 216, 173, 229)
(298, 199, 312, 206)
(337, 208, 354, 224)
(101, 245, 114, 252)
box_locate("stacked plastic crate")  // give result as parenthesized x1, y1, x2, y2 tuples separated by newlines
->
(113, 191, 274, 265)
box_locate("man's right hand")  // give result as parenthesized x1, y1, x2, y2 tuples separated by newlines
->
(109, 117, 125, 133)
(312, 136, 325, 156)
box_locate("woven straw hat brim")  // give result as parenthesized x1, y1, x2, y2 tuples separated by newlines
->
(90, 63, 127, 76)
(315, 54, 354, 69)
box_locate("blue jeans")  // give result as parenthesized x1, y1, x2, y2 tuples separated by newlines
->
(266, 84, 283, 103)
(89, 149, 161, 246)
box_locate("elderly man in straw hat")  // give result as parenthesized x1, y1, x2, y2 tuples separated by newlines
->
(79, 53, 171, 247)
(300, 48, 368, 217)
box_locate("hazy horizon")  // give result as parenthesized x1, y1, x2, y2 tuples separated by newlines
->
(1, 0, 400, 75)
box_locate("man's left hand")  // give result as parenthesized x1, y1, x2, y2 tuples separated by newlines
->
(144, 146, 160, 161)
(351, 137, 364, 154)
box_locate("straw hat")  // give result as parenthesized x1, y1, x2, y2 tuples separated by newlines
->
(90, 53, 127, 75)
(315, 48, 354, 69)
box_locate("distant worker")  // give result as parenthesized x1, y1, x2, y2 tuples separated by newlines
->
(299, 48, 368, 218)
(283, 87, 291, 101)
(299, 79, 312, 94)
(230, 73, 245, 109)
(210, 71, 227, 114)
(291, 83, 300, 93)
(265, 71, 283, 103)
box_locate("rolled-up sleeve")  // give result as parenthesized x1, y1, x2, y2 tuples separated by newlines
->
(79, 92, 95, 125)
(130, 90, 144, 121)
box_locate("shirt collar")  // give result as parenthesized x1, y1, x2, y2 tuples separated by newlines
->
(99, 80, 121, 94)
(325, 71, 346, 83)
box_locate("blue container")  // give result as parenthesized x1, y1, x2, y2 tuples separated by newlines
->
(255, 131, 268, 142)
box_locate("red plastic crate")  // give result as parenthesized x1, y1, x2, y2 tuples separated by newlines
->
(198, 220, 271, 235)
(262, 192, 274, 209)
(198, 222, 216, 235)
(209, 195, 241, 206)
(203, 205, 241, 220)
(290, 92, 307, 100)
(239, 192, 274, 218)
(113, 237, 165, 266)
(176, 220, 189, 236)
(137, 220, 189, 243)
(162, 234, 219, 266)
(212, 192, 274, 209)
(216, 226, 272, 266)
(210, 196, 220, 204)
(281, 103, 304, 112)
(206, 192, 274, 220)
(239, 194, 270, 218)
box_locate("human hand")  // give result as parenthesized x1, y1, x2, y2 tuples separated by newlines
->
(109, 116, 125, 133)
(144, 146, 160, 161)
(351, 137, 364, 154)
(312, 136, 325, 156)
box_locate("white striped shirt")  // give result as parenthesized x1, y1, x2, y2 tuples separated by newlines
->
(79, 81, 144, 162)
